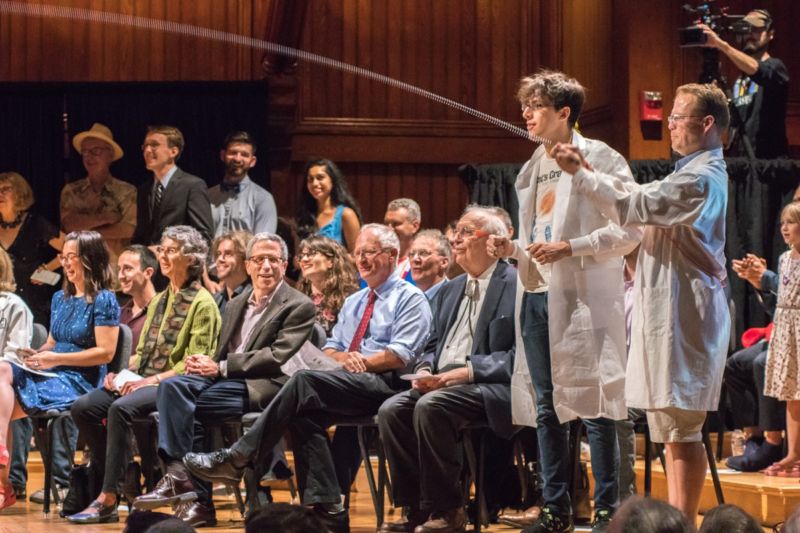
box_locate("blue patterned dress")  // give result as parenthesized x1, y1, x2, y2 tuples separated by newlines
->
(12, 290, 120, 414)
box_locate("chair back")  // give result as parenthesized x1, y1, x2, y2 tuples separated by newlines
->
(109, 323, 132, 374)
(311, 323, 327, 349)
(31, 323, 48, 350)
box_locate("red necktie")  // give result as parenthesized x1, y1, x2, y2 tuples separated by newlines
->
(348, 290, 377, 352)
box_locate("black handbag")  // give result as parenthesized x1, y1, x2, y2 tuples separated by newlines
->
(58, 462, 97, 517)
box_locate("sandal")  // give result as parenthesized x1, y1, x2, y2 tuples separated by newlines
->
(0, 484, 16, 512)
(0, 444, 8, 468)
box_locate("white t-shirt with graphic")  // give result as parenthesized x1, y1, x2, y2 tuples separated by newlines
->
(530, 154, 562, 290)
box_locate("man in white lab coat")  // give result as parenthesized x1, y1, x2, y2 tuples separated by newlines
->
(489, 70, 640, 533)
(552, 83, 730, 519)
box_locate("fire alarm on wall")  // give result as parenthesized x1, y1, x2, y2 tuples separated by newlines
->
(640, 91, 663, 122)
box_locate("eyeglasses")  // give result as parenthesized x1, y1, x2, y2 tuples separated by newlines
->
(667, 114, 703, 124)
(156, 246, 181, 256)
(0, 186, 13, 195)
(59, 253, 79, 263)
(81, 147, 111, 157)
(297, 250, 321, 261)
(248, 254, 283, 267)
(408, 250, 434, 259)
(141, 141, 164, 151)
(521, 101, 553, 113)
(353, 248, 387, 260)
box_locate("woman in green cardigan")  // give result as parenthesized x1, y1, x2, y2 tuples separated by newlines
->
(67, 225, 221, 524)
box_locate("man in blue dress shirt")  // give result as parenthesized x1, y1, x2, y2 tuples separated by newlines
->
(183, 223, 431, 532)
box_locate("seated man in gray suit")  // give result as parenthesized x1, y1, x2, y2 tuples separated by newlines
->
(378, 205, 518, 533)
(133, 232, 316, 526)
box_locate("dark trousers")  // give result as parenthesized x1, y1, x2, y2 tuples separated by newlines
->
(231, 369, 399, 506)
(521, 292, 619, 516)
(725, 341, 786, 431)
(157, 375, 249, 504)
(71, 386, 158, 494)
(379, 385, 491, 512)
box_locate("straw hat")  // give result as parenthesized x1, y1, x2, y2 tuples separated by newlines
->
(72, 123, 124, 161)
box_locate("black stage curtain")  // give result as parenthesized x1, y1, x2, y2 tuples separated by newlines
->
(459, 158, 800, 345)
(0, 81, 269, 227)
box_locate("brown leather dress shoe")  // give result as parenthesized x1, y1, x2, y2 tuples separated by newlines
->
(414, 507, 466, 533)
(174, 500, 218, 528)
(132, 473, 197, 510)
(498, 505, 542, 527)
(378, 508, 429, 532)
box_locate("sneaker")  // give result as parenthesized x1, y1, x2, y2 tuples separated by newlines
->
(726, 440, 784, 472)
(591, 508, 613, 533)
(11, 486, 26, 501)
(29, 486, 68, 504)
(521, 505, 574, 533)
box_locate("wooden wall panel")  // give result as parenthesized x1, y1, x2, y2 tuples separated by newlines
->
(0, 0, 269, 81)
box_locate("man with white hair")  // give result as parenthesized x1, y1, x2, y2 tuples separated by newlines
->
(183, 224, 431, 532)
(378, 206, 517, 533)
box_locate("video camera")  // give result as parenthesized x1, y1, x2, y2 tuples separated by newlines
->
(678, 1, 750, 47)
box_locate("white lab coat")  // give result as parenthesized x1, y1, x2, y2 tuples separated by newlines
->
(510, 132, 641, 427)
(571, 147, 730, 411)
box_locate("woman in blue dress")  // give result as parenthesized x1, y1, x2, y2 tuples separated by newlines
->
(0, 231, 119, 511)
(296, 158, 362, 253)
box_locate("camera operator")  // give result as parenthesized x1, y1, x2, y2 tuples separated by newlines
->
(699, 9, 789, 159)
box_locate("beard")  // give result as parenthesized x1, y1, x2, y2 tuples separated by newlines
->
(743, 40, 767, 56)
(224, 161, 248, 179)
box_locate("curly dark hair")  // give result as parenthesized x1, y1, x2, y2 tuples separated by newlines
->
(296, 235, 359, 319)
(62, 231, 114, 302)
(296, 158, 363, 240)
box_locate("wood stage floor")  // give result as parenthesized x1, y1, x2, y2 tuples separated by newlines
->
(0, 450, 794, 532)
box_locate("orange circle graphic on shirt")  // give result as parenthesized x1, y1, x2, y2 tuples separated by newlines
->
(539, 190, 555, 215)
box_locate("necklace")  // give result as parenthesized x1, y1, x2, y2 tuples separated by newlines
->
(0, 212, 24, 229)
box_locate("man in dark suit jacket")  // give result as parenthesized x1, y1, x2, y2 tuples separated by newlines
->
(132, 125, 214, 246)
(377, 206, 518, 533)
(133, 233, 316, 526)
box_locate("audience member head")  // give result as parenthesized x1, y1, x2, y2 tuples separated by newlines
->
(246, 232, 289, 299)
(671, 84, 729, 155)
(451, 205, 507, 277)
(384, 198, 422, 255)
(0, 247, 16, 293)
(220, 130, 257, 183)
(73, 123, 124, 181)
(297, 235, 358, 307)
(212, 230, 252, 287)
(62, 230, 114, 301)
(608, 496, 695, 533)
(299, 158, 362, 237)
(118, 245, 158, 297)
(143, 125, 184, 172)
(781, 201, 800, 251)
(698, 504, 761, 533)
(158, 225, 208, 288)
(517, 69, 585, 137)
(245, 502, 326, 533)
(486, 206, 515, 238)
(123, 510, 175, 533)
(409, 229, 450, 291)
(793, 184, 800, 202)
(354, 224, 400, 289)
(0, 171, 34, 216)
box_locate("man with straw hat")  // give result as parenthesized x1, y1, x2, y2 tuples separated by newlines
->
(60, 122, 136, 265)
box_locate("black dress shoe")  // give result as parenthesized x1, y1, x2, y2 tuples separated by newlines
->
(132, 473, 197, 510)
(312, 503, 350, 533)
(65, 500, 120, 524)
(379, 508, 429, 532)
(175, 500, 218, 528)
(183, 448, 246, 483)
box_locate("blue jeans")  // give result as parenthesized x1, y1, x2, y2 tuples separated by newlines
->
(521, 292, 619, 516)
(9, 418, 33, 489)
